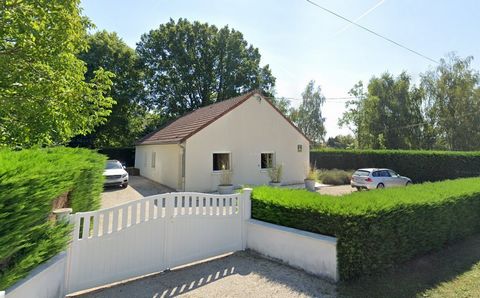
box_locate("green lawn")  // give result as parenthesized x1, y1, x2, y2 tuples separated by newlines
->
(338, 234, 480, 298)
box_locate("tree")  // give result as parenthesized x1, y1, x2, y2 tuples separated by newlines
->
(297, 81, 326, 144)
(0, 0, 114, 148)
(339, 73, 425, 149)
(136, 18, 276, 118)
(421, 54, 480, 150)
(71, 31, 149, 148)
(326, 135, 356, 149)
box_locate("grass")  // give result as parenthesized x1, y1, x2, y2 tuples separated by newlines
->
(317, 168, 353, 185)
(339, 233, 480, 298)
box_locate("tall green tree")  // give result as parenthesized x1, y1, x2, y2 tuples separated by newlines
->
(137, 18, 276, 118)
(71, 31, 149, 148)
(297, 81, 326, 144)
(326, 134, 356, 149)
(421, 54, 480, 150)
(339, 73, 425, 149)
(0, 0, 114, 148)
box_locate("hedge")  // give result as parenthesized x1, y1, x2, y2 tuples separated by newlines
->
(0, 147, 106, 289)
(251, 179, 480, 280)
(310, 149, 480, 183)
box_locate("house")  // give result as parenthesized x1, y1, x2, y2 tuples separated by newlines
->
(135, 90, 310, 192)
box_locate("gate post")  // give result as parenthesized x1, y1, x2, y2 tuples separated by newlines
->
(241, 188, 252, 250)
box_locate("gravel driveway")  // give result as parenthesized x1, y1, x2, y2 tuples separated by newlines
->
(70, 252, 336, 298)
(101, 176, 173, 209)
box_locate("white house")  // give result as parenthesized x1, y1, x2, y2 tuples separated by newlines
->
(135, 90, 310, 192)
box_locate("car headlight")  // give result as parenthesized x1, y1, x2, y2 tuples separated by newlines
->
(122, 173, 128, 178)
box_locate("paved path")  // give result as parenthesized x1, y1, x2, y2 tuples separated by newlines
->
(317, 185, 356, 196)
(101, 176, 173, 209)
(71, 252, 336, 298)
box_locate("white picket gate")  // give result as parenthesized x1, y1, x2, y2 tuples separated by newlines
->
(65, 191, 249, 294)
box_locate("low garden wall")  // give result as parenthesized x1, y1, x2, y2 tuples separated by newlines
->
(310, 149, 480, 183)
(0, 147, 106, 290)
(252, 180, 480, 280)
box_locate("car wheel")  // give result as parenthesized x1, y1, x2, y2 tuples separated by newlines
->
(122, 183, 128, 188)
(356, 187, 361, 191)
(377, 183, 385, 189)
(406, 181, 412, 186)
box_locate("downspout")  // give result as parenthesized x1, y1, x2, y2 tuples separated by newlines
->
(179, 142, 186, 191)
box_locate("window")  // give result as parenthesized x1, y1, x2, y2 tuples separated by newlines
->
(388, 170, 398, 177)
(355, 170, 370, 177)
(297, 145, 303, 152)
(151, 151, 156, 168)
(261, 153, 274, 169)
(213, 153, 230, 171)
(380, 170, 391, 177)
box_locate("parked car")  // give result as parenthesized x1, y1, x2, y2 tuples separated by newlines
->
(103, 160, 129, 188)
(350, 168, 412, 190)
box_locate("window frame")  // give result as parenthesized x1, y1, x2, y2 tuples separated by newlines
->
(151, 151, 156, 168)
(260, 152, 275, 170)
(212, 152, 231, 173)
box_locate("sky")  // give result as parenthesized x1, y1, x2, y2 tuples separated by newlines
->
(81, 0, 480, 138)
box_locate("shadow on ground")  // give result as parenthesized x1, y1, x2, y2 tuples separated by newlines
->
(338, 234, 480, 298)
(73, 252, 335, 298)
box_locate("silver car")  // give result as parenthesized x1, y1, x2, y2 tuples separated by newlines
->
(103, 160, 129, 188)
(350, 168, 412, 190)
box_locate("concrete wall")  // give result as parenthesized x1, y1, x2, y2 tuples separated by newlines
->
(6, 253, 66, 298)
(135, 144, 181, 190)
(246, 219, 338, 282)
(184, 94, 310, 192)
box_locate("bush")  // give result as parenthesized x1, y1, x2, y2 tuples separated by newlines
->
(310, 149, 480, 183)
(317, 169, 353, 185)
(0, 147, 106, 289)
(251, 179, 480, 280)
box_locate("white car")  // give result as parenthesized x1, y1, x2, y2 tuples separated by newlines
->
(103, 160, 129, 188)
(351, 168, 412, 190)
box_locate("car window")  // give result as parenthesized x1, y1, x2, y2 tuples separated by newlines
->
(105, 161, 123, 170)
(388, 170, 398, 177)
(372, 171, 380, 177)
(353, 170, 370, 177)
(380, 170, 391, 177)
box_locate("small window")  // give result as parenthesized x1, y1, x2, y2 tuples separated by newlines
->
(213, 153, 230, 171)
(297, 145, 303, 152)
(261, 153, 274, 169)
(151, 152, 156, 168)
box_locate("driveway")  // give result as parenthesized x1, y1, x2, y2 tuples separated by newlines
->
(101, 176, 174, 209)
(317, 185, 356, 196)
(70, 252, 336, 298)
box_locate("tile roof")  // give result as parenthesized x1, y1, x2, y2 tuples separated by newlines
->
(136, 91, 257, 145)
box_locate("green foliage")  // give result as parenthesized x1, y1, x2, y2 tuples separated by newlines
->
(310, 149, 480, 183)
(251, 179, 480, 280)
(297, 80, 326, 144)
(326, 135, 356, 149)
(136, 18, 276, 118)
(339, 54, 480, 150)
(0, 147, 106, 289)
(72, 31, 150, 148)
(267, 164, 283, 183)
(317, 169, 353, 185)
(0, 0, 114, 148)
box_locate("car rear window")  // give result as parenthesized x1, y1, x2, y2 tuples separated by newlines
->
(353, 170, 370, 177)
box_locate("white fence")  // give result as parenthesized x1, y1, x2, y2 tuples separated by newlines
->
(65, 191, 246, 294)
(6, 188, 338, 298)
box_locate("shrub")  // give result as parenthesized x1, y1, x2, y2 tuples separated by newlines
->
(0, 147, 106, 289)
(310, 149, 480, 183)
(317, 169, 353, 185)
(251, 179, 480, 280)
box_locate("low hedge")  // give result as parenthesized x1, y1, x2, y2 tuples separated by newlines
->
(0, 147, 106, 289)
(252, 179, 480, 280)
(310, 149, 480, 183)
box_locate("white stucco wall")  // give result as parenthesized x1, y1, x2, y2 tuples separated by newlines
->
(135, 144, 181, 190)
(184, 94, 309, 192)
(246, 219, 338, 281)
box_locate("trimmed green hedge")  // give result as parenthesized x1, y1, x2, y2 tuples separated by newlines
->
(252, 180, 480, 280)
(310, 149, 480, 183)
(0, 147, 106, 289)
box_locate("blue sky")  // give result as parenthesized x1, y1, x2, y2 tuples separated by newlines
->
(81, 0, 480, 137)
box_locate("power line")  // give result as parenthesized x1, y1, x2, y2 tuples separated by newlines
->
(268, 96, 356, 101)
(304, 0, 439, 64)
